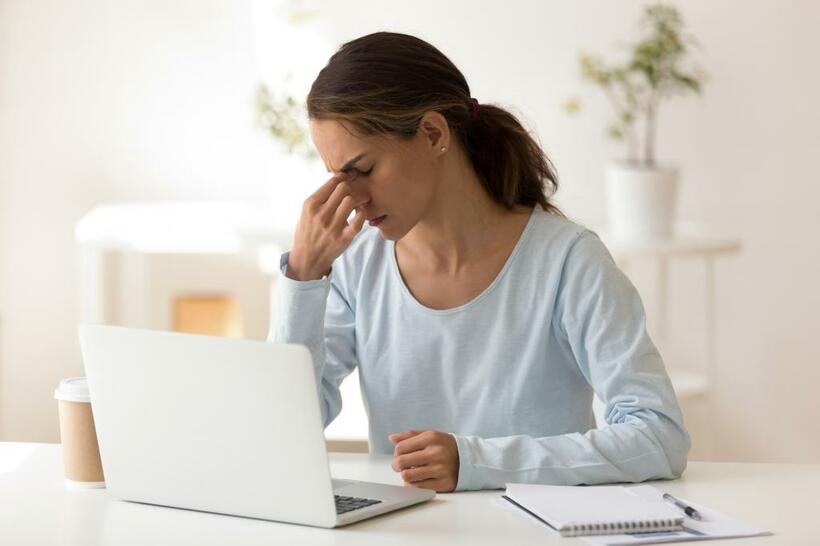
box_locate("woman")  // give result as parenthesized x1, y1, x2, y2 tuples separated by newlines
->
(270, 31, 689, 492)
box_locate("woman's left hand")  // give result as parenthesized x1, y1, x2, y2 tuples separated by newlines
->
(389, 429, 460, 492)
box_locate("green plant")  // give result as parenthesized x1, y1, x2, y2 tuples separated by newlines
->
(255, 0, 319, 160)
(565, 3, 705, 167)
(257, 81, 317, 160)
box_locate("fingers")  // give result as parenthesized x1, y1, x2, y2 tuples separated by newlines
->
(391, 447, 431, 471)
(406, 478, 452, 492)
(306, 171, 353, 211)
(400, 464, 443, 483)
(333, 193, 370, 228)
(290, 170, 366, 281)
(389, 430, 423, 445)
(341, 208, 366, 239)
(323, 179, 352, 213)
(393, 430, 434, 457)
(390, 430, 459, 493)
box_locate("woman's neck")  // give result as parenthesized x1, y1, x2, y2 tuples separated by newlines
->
(399, 154, 528, 274)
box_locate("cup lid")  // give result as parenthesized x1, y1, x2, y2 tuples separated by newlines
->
(54, 377, 91, 403)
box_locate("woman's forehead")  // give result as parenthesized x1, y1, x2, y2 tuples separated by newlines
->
(310, 119, 397, 172)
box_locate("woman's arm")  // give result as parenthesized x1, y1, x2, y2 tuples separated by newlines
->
(268, 252, 358, 427)
(450, 231, 690, 491)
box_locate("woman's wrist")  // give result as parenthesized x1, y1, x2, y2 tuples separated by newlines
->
(286, 252, 331, 281)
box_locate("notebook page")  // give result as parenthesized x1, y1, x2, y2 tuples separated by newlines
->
(506, 483, 682, 529)
(579, 486, 772, 545)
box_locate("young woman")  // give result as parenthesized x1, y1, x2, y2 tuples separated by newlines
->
(270, 31, 689, 492)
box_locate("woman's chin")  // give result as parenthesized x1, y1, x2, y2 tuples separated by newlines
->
(374, 224, 405, 242)
(377, 229, 399, 241)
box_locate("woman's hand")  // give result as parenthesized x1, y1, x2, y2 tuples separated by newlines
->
(389, 429, 460, 492)
(287, 172, 370, 281)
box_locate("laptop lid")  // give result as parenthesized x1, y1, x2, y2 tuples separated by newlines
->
(79, 324, 337, 528)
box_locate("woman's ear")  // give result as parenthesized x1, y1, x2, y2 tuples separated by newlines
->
(418, 111, 450, 154)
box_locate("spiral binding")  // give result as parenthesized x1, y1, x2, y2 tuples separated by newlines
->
(562, 518, 682, 537)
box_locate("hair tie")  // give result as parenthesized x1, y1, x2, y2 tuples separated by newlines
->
(469, 97, 480, 121)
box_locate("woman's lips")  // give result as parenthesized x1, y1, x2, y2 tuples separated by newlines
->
(368, 215, 387, 227)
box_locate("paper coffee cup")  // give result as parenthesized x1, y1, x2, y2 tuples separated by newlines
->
(54, 377, 105, 488)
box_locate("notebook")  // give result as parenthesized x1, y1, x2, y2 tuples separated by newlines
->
(503, 483, 684, 538)
(582, 486, 772, 545)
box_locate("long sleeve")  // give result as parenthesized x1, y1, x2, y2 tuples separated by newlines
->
(267, 252, 358, 427)
(452, 231, 691, 491)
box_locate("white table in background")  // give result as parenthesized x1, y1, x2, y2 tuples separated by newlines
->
(0, 442, 814, 545)
(597, 228, 742, 393)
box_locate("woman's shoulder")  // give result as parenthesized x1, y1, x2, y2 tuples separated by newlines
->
(527, 206, 598, 252)
(525, 207, 623, 286)
(519, 207, 622, 281)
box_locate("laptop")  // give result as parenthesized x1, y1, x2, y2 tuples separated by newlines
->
(78, 324, 435, 528)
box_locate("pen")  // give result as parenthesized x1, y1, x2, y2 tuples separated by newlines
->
(662, 493, 702, 520)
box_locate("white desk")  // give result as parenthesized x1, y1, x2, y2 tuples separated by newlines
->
(0, 443, 815, 545)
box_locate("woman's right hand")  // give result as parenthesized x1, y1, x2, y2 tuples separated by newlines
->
(286, 172, 370, 281)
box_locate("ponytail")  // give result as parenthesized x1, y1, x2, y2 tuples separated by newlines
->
(308, 31, 562, 216)
(464, 102, 562, 215)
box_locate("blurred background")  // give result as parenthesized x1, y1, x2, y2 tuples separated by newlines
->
(1, 0, 818, 462)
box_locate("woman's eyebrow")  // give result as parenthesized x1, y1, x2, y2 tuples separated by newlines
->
(327, 153, 367, 173)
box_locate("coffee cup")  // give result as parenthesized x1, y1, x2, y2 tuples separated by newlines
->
(54, 377, 105, 488)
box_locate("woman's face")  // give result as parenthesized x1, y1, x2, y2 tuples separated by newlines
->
(309, 116, 446, 241)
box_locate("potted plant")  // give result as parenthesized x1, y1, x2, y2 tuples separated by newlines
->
(565, 3, 706, 241)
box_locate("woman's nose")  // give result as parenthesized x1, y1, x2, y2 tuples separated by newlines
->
(346, 180, 370, 204)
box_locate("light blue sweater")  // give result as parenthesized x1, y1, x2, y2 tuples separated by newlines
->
(269, 206, 690, 491)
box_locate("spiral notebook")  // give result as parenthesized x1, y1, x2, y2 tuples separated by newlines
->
(503, 483, 684, 538)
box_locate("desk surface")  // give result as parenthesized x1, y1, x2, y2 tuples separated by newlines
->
(0, 443, 813, 545)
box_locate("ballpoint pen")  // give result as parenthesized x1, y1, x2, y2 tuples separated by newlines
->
(663, 492, 703, 520)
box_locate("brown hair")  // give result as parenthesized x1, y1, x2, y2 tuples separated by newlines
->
(307, 31, 563, 216)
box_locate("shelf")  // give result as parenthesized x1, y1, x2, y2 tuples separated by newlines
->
(594, 223, 741, 258)
(668, 369, 709, 398)
(75, 201, 294, 254)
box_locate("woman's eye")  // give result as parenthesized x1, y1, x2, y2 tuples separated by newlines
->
(358, 167, 374, 176)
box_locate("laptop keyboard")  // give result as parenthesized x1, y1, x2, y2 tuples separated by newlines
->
(335, 494, 382, 514)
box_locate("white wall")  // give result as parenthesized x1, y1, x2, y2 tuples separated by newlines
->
(0, 0, 285, 441)
(1, 0, 818, 462)
(309, 0, 820, 463)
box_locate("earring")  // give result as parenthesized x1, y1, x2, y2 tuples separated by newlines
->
(440, 146, 447, 153)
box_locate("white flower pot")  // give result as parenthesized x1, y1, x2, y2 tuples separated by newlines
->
(605, 162, 678, 242)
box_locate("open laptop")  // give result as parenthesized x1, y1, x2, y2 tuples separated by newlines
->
(78, 324, 434, 528)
